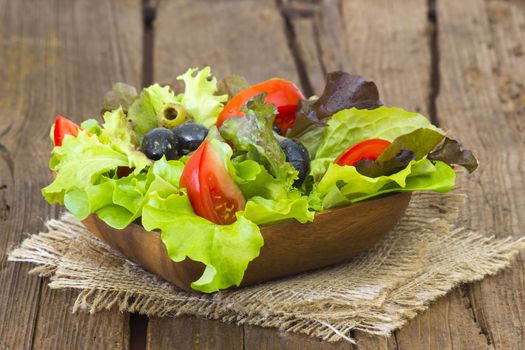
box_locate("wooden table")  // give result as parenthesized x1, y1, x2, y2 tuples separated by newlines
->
(1, 0, 524, 349)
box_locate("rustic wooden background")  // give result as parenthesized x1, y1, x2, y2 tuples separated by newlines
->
(1, 0, 524, 349)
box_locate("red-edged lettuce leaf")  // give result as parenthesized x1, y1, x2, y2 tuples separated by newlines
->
(428, 138, 478, 173)
(355, 128, 478, 177)
(288, 71, 382, 137)
(356, 150, 416, 178)
(219, 94, 296, 181)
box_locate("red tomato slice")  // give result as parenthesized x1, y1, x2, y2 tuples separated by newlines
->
(336, 139, 391, 167)
(217, 79, 304, 134)
(180, 141, 205, 216)
(180, 140, 245, 225)
(54, 115, 81, 146)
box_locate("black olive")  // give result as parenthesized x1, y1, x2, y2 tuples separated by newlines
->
(172, 123, 209, 155)
(142, 127, 181, 160)
(280, 139, 310, 187)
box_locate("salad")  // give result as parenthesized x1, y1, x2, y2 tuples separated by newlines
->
(42, 67, 477, 293)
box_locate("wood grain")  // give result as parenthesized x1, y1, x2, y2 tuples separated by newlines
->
(154, 0, 300, 87)
(393, 288, 492, 350)
(284, 0, 346, 95)
(147, 316, 243, 350)
(0, 0, 142, 348)
(434, 0, 525, 348)
(340, 0, 431, 115)
(244, 325, 354, 350)
(33, 289, 130, 350)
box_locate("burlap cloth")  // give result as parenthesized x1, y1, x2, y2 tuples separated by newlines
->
(8, 191, 525, 343)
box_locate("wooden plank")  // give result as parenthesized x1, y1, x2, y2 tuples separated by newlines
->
(353, 333, 396, 350)
(340, 0, 431, 114)
(33, 290, 130, 349)
(285, 0, 346, 95)
(0, 0, 143, 348)
(435, 0, 525, 348)
(153, 0, 299, 86)
(147, 316, 243, 349)
(244, 325, 353, 350)
(394, 290, 491, 350)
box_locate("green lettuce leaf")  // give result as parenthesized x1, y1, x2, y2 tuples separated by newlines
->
(135, 152, 265, 293)
(311, 159, 455, 209)
(100, 108, 151, 174)
(80, 119, 103, 135)
(63, 177, 116, 220)
(43, 113, 151, 226)
(177, 67, 228, 127)
(205, 138, 313, 226)
(232, 159, 293, 199)
(311, 107, 442, 180)
(66, 173, 149, 229)
(43, 131, 130, 204)
(142, 191, 264, 293)
(128, 84, 178, 141)
(243, 195, 313, 225)
(232, 158, 314, 225)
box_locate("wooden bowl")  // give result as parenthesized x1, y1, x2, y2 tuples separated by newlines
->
(82, 192, 411, 293)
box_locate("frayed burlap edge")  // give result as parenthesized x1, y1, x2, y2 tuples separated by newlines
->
(8, 192, 525, 343)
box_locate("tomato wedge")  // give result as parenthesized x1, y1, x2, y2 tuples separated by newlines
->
(180, 140, 245, 225)
(336, 139, 391, 167)
(216, 79, 304, 134)
(54, 115, 81, 146)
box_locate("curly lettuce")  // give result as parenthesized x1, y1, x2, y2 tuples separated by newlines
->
(217, 96, 314, 225)
(177, 67, 228, 127)
(42, 111, 152, 228)
(232, 158, 314, 225)
(128, 84, 178, 141)
(127, 67, 226, 141)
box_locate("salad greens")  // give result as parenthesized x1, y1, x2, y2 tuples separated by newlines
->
(220, 94, 297, 181)
(310, 107, 443, 180)
(139, 156, 264, 292)
(127, 67, 228, 141)
(309, 159, 455, 210)
(177, 67, 228, 127)
(42, 66, 477, 293)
